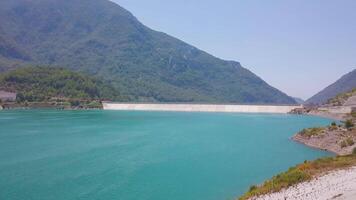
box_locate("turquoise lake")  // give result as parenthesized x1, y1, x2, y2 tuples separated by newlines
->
(0, 110, 332, 200)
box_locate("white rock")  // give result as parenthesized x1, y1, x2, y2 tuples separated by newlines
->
(250, 167, 356, 200)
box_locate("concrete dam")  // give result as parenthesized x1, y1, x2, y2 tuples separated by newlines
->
(103, 103, 303, 114)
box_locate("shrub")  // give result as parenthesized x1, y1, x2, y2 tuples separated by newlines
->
(340, 140, 347, 148)
(345, 120, 354, 129)
(353, 148, 356, 155)
(346, 138, 355, 146)
(331, 122, 337, 126)
(300, 127, 324, 137)
(86, 101, 102, 108)
(70, 100, 80, 107)
(340, 138, 354, 148)
(249, 185, 257, 192)
(61, 102, 71, 107)
(351, 111, 356, 118)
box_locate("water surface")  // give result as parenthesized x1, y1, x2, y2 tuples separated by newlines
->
(0, 110, 331, 200)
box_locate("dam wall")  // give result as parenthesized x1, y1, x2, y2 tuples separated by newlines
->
(102, 103, 303, 114)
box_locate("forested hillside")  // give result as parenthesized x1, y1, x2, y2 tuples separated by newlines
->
(0, 0, 296, 104)
(0, 67, 127, 103)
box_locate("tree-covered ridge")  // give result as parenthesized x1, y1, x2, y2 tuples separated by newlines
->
(0, 0, 296, 104)
(0, 66, 126, 102)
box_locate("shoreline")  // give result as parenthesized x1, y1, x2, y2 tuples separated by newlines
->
(248, 166, 356, 200)
(292, 130, 355, 156)
(292, 134, 339, 155)
(291, 111, 355, 155)
(239, 155, 356, 200)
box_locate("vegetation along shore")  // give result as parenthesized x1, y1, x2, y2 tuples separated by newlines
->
(291, 89, 356, 155)
(239, 154, 356, 200)
(0, 67, 129, 109)
(238, 88, 356, 199)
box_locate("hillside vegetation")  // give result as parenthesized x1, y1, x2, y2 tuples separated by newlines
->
(0, 67, 127, 107)
(327, 88, 356, 106)
(0, 0, 296, 104)
(239, 154, 356, 200)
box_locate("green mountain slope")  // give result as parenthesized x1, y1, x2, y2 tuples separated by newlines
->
(0, 66, 126, 102)
(0, 0, 296, 104)
(306, 69, 356, 105)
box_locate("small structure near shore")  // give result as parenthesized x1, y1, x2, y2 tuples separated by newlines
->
(0, 90, 17, 102)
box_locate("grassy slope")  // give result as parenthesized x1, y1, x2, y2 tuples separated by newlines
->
(239, 154, 356, 200)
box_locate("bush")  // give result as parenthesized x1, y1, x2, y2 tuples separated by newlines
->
(249, 185, 257, 192)
(331, 122, 337, 126)
(300, 127, 324, 137)
(61, 102, 71, 107)
(345, 120, 354, 129)
(70, 100, 80, 107)
(340, 138, 354, 148)
(86, 101, 102, 108)
(351, 111, 356, 118)
(346, 138, 355, 146)
(353, 148, 356, 155)
(340, 140, 348, 148)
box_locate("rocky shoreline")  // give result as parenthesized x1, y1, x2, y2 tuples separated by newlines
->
(249, 166, 356, 200)
(291, 116, 355, 155)
(289, 105, 355, 155)
(292, 128, 355, 155)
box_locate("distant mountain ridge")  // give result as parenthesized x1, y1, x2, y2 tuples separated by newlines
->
(0, 0, 296, 104)
(292, 97, 305, 105)
(306, 69, 356, 105)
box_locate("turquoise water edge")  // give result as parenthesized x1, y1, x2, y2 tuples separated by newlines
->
(0, 110, 332, 200)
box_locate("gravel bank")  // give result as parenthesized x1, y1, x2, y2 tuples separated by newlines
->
(249, 167, 356, 200)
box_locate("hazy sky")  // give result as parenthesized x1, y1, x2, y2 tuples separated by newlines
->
(112, 0, 356, 99)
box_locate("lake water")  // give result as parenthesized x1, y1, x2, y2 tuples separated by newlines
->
(0, 110, 332, 200)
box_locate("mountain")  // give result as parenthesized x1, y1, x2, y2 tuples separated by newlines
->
(306, 69, 356, 105)
(0, 66, 126, 102)
(292, 97, 305, 105)
(326, 88, 356, 107)
(0, 0, 296, 104)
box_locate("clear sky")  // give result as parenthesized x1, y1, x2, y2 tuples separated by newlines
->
(112, 0, 356, 100)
